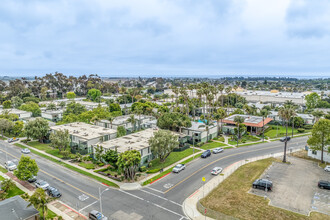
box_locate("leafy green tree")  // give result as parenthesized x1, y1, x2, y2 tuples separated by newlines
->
(25, 118, 50, 143)
(11, 96, 23, 108)
(49, 129, 70, 153)
(0, 118, 13, 137)
(109, 103, 121, 112)
(290, 116, 304, 128)
(13, 121, 24, 135)
(213, 108, 227, 134)
(307, 119, 330, 163)
(149, 130, 179, 163)
(102, 149, 118, 168)
(94, 145, 104, 162)
(46, 103, 56, 110)
(127, 115, 137, 132)
(88, 89, 102, 102)
(20, 101, 41, 116)
(157, 112, 191, 132)
(117, 126, 126, 137)
(66, 91, 76, 99)
(59, 101, 66, 108)
(312, 110, 324, 123)
(64, 102, 86, 116)
(0, 178, 15, 193)
(234, 116, 245, 146)
(116, 150, 141, 180)
(2, 100, 11, 109)
(278, 106, 296, 162)
(14, 155, 39, 181)
(28, 188, 53, 220)
(23, 96, 40, 103)
(305, 92, 320, 109)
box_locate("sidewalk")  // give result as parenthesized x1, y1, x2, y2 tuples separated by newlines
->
(182, 148, 304, 220)
(0, 166, 85, 220)
(16, 141, 122, 187)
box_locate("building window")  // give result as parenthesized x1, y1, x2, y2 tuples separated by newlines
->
(312, 150, 317, 155)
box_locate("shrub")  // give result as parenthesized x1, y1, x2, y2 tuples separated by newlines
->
(98, 162, 104, 167)
(297, 128, 305, 133)
(139, 166, 147, 172)
(69, 154, 77, 159)
(303, 124, 313, 130)
(146, 168, 161, 174)
(218, 136, 225, 142)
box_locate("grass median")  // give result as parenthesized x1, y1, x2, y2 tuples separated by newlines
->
(14, 143, 119, 188)
(200, 157, 327, 220)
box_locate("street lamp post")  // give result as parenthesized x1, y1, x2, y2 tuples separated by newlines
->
(99, 187, 109, 214)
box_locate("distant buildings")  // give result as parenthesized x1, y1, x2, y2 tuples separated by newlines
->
(268, 111, 315, 125)
(41, 109, 63, 122)
(182, 121, 218, 143)
(0, 108, 32, 120)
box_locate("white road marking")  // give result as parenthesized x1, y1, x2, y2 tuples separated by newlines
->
(164, 183, 173, 189)
(119, 189, 185, 218)
(146, 186, 164, 194)
(140, 189, 182, 207)
(79, 200, 99, 212)
(78, 194, 89, 201)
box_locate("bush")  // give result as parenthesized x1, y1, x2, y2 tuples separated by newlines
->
(140, 166, 147, 172)
(98, 162, 104, 167)
(69, 154, 77, 159)
(146, 168, 161, 174)
(303, 124, 313, 130)
(297, 128, 305, 133)
(218, 136, 225, 142)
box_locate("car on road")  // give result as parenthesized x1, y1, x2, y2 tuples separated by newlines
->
(212, 147, 224, 154)
(201, 150, 211, 158)
(35, 180, 50, 190)
(8, 138, 19, 143)
(21, 148, 31, 154)
(252, 179, 273, 191)
(280, 136, 291, 142)
(172, 164, 186, 173)
(324, 165, 330, 172)
(5, 161, 17, 171)
(46, 186, 62, 198)
(89, 210, 108, 220)
(28, 176, 37, 183)
(318, 180, 330, 190)
(211, 167, 223, 175)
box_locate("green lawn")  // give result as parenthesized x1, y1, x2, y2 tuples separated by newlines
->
(200, 142, 227, 150)
(228, 135, 261, 145)
(0, 176, 25, 198)
(264, 125, 310, 139)
(200, 158, 327, 220)
(148, 148, 201, 171)
(39, 208, 57, 220)
(26, 141, 64, 159)
(14, 143, 119, 188)
(0, 166, 8, 173)
(79, 162, 96, 169)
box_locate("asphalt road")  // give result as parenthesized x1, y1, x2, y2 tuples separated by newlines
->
(0, 136, 308, 220)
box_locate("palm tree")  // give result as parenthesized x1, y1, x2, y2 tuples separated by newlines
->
(134, 106, 144, 130)
(278, 106, 296, 162)
(225, 87, 231, 107)
(234, 116, 245, 147)
(127, 114, 137, 132)
(260, 109, 269, 142)
(217, 84, 224, 107)
(28, 188, 53, 220)
(213, 108, 227, 135)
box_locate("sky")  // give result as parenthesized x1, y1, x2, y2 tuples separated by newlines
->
(0, 0, 330, 78)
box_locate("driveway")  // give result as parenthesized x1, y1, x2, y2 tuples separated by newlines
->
(250, 156, 330, 216)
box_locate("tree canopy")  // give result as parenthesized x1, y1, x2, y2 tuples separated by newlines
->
(157, 112, 191, 132)
(305, 92, 321, 109)
(149, 130, 179, 163)
(20, 101, 41, 117)
(25, 118, 50, 143)
(14, 155, 39, 181)
(88, 89, 102, 102)
(116, 150, 141, 180)
(66, 91, 76, 99)
(49, 129, 70, 153)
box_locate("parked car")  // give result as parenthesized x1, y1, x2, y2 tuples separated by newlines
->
(28, 176, 37, 183)
(201, 150, 211, 158)
(21, 148, 31, 154)
(280, 136, 291, 142)
(252, 179, 273, 191)
(318, 180, 330, 190)
(46, 186, 62, 198)
(324, 165, 330, 172)
(5, 161, 17, 171)
(211, 167, 223, 175)
(8, 138, 19, 143)
(89, 210, 108, 220)
(172, 164, 186, 173)
(212, 147, 224, 154)
(35, 180, 50, 190)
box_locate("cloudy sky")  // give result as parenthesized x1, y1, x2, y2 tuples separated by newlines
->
(1, 0, 330, 78)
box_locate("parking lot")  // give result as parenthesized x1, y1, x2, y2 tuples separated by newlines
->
(250, 156, 330, 216)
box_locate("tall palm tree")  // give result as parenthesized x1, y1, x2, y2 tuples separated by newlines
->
(234, 116, 245, 147)
(213, 108, 227, 135)
(278, 106, 296, 162)
(127, 114, 137, 132)
(217, 84, 224, 107)
(260, 109, 269, 142)
(225, 86, 231, 107)
(28, 188, 53, 220)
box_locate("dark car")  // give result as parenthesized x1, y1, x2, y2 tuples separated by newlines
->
(253, 179, 273, 191)
(280, 136, 291, 142)
(201, 150, 211, 158)
(318, 180, 330, 190)
(28, 176, 37, 183)
(46, 186, 62, 198)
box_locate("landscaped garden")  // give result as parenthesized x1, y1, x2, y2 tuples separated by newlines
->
(264, 125, 311, 139)
(200, 141, 227, 150)
(25, 141, 64, 159)
(228, 134, 261, 145)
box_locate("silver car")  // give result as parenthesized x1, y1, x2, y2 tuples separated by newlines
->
(35, 180, 50, 190)
(213, 147, 224, 154)
(172, 164, 186, 173)
(21, 148, 31, 154)
(89, 210, 108, 220)
(324, 165, 330, 172)
(5, 161, 17, 171)
(211, 167, 223, 175)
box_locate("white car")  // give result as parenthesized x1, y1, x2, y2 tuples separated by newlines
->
(172, 164, 186, 173)
(5, 161, 17, 171)
(213, 147, 224, 154)
(35, 180, 50, 190)
(211, 167, 223, 175)
(324, 165, 330, 172)
(21, 148, 31, 154)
